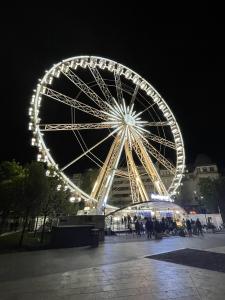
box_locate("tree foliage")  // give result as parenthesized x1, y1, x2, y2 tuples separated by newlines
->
(0, 160, 25, 218)
(0, 160, 72, 220)
(199, 177, 225, 221)
(23, 161, 49, 216)
(0, 160, 74, 245)
(41, 176, 70, 217)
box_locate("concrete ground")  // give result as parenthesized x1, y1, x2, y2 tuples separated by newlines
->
(1, 232, 225, 299)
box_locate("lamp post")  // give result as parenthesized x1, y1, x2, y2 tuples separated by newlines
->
(102, 204, 106, 216)
(200, 196, 207, 224)
(218, 203, 221, 214)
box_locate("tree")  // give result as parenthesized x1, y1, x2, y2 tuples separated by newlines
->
(40, 176, 70, 243)
(0, 160, 25, 233)
(199, 177, 225, 222)
(19, 161, 49, 246)
(215, 177, 225, 222)
(198, 178, 218, 212)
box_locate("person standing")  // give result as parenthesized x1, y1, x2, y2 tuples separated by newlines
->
(154, 219, 162, 239)
(124, 216, 127, 228)
(135, 220, 141, 237)
(145, 218, 153, 239)
(140, 221, 144, 236)
(196, 218, 203, 236)
(127, 215, 131, 225)
(186, 219, 192, 237)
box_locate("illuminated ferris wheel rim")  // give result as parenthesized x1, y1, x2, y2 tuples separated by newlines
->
(29, 55, 185, 206)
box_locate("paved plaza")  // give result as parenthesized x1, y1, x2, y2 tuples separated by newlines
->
(1, 233, 225, 299)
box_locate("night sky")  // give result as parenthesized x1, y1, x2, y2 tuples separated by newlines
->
(1, 6, 225, 171)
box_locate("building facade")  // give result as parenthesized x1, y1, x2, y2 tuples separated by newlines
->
(109, 166, 173, 207)
(71, 154, 220, 210)
(71, 166, 174, 208)
(176, 154, 220, 212)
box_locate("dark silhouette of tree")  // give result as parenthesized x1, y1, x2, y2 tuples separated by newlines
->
(40, 176, 70, 243)
(199, 177, 225, 222)
(19, 161, 48, 247)
(0, 160, 25, 233)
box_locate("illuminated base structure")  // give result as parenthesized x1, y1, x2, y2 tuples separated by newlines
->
(105, 201, 187, 223)
(105, 194, 186, 224)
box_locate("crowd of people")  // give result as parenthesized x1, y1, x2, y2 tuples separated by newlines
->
(111, 215, 209, 239)
(185, 218, 204, 236)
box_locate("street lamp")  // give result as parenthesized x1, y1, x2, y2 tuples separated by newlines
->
(69, 196, 75, 203)
(199, 195, 207, 224)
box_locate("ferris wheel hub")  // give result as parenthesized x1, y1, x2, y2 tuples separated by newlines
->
(123, 113, 135, 126)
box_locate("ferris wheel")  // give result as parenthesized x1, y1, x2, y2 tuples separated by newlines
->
(29, 56, 185, 214)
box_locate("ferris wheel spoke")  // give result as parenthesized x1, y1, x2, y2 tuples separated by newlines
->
(41, 87, 108, 120)
(134, 126, 176, 149)
(134, 102, 157, 118)
(135, 129, 176, 175)
(147, 133, 176, 149)
(61, 126, 122, 171)
(130, 84, 139, 108)
(114, 70, 123, 104)
(72, 130, 103, 169)
(88, 66, 114, 104)
(145, 121, 170, 127)
(125, 140, 149, 203)
(39, 122, 114, 131)
(131, 128, 168, 195)
(61, 68, 108, 111)
(75, 130, 104, 165)
(144, 141, 176, 175)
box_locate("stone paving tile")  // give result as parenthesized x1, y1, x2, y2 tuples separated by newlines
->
(197, 287, 225, 300)
(193, 276, 225, 289)
(1, 291, 202, 300)
(116, 296, 200, 300)
(1, 235, 225, 299)
(62, 288, 199, 300)
(2, 233, 225, 283)
(1, 257, 224, 300)
(207, 245, 225, 254)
